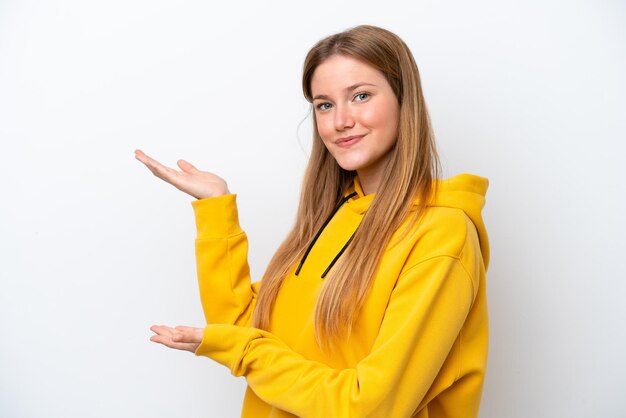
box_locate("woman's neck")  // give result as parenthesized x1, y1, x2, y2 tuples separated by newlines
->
(357, 169, 381, 195)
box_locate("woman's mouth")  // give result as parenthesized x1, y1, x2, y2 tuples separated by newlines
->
(335, 134, 365, 148)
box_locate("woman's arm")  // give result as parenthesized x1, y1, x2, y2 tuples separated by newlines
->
(153, 254, 478, 418)
(192, 195, 258, 326)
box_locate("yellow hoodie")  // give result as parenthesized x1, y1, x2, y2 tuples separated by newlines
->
(191, 174, 489, 418)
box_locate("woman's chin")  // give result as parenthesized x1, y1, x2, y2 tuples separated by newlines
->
(333, 158, 367, 173)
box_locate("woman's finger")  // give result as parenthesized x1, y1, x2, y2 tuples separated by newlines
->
(174, 325, 197, 332)
(145, 157, 173, 179)
(149, 334, 198, 352)
(150, 324, 176, 338)
(172, 325, 204, 343)
(135, 149, 161, 169)
(149, 324, 201, 352)
(134, 149, 149, 163)
(135, 150, 177, 181)
(177, 159, 198, 174)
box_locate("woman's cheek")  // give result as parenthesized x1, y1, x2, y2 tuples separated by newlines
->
(360, 107, 383, 127)
(316, 117, 334, 144)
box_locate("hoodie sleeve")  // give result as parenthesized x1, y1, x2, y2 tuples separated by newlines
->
(194, 254, 476, 418)
(191, 194, 258, 326)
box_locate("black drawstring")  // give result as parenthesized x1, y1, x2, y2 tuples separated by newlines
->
(294, 192, 358, 277)
(321, 229, 358, 278)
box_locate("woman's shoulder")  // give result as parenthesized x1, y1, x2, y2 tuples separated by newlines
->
(400, 173, 489, 269)
(399, 206, 482, 272)
(419, 206, 476, 254)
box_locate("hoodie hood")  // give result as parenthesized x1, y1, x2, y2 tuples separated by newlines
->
(349, 174, 490, 268)
(429, 174, 490, 268)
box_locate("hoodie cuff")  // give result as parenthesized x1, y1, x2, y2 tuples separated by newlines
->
(194, 324, 263, 376)
(191, 194, 244, 239)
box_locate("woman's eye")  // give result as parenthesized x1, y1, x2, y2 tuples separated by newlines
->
(316, 102, 332, 111)
(354, 93, 370, 101)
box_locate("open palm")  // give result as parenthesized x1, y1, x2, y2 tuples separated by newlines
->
(135, 149, 229, 199)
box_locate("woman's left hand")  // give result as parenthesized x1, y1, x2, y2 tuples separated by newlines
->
(149, 325, 204, 353)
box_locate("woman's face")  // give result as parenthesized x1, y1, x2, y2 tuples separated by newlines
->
(310, 54, 400, 193)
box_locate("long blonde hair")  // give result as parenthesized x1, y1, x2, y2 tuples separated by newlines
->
(251, 25, 440, 345)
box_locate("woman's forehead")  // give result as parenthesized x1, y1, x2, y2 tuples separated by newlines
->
(310, 55, 386, 96)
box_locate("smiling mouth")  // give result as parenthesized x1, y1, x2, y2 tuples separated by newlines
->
(336, 134, 365, 147)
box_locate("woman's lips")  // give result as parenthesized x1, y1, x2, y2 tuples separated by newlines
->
(335, 134, 365, 148)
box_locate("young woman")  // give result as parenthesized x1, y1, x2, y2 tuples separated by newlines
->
(136, 24, 489, 418)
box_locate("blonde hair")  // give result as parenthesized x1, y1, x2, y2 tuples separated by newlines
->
(252, 24, 440, 346)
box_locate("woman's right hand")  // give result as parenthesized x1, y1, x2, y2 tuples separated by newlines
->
(134, 149, 230, 199)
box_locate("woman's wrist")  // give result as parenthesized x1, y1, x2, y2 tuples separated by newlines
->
(195, 185, 231, 200)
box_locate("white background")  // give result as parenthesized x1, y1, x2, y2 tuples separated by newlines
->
(1, 0, 625, 417)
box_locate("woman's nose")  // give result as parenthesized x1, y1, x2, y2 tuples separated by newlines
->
(334, 105, 355, 131)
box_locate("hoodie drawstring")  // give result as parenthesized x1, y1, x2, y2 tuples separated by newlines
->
(321, 229, 357, 278)
(295, 192, 358, 278)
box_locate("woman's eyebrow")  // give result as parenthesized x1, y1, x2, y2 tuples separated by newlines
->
(313, 83, 377, 101)
(346, 82, 376, 92)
